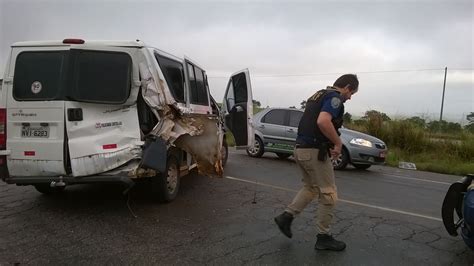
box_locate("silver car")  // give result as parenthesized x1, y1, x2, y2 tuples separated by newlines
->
(246, 108, 388, 170)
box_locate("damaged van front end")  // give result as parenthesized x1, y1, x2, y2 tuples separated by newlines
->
(0, 39, 254, 201)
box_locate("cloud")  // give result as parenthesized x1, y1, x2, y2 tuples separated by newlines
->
(0, 0, 472, 122)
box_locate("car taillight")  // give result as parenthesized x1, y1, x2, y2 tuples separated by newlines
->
(0, 108, 6, 150)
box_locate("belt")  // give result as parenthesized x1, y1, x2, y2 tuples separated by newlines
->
(295, 144, 319, 149)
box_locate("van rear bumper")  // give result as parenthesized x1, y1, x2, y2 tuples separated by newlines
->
(4, 175, 134, 186)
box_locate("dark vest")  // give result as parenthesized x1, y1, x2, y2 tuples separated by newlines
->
(296, 88, 344, 145)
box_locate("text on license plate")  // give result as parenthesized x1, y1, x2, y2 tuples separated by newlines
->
(21, 126, 50, 138)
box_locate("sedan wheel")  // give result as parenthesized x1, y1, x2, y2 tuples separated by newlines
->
(246, 137, 264, 157)
(332, 148, 349, 170)
(353, 163, 371, 170)
(276, 153, 291, 159)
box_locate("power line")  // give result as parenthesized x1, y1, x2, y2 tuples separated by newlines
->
(207, 68, 473, 79)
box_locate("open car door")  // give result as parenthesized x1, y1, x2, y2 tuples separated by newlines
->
(222, 69, 254, 148)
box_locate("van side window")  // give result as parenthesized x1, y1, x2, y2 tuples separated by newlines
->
(231, 72, 248, 104)
(71, 50, 131, 104)
(155, 54, 185, 103)
(187, 63, 209, 106)
(13, 51, 66, 100)
(262, 109, 286, 126)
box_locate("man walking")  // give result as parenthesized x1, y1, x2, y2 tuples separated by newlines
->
(274, 74, 359, 251)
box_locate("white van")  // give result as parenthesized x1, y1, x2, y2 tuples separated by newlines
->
(0, 39, 254, 202)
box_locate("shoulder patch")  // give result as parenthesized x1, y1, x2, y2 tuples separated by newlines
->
(330, 97, 341, 109)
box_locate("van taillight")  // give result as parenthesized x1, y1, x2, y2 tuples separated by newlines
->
(0, 108, 6, 169)
(0, 108, 6, 150)
(63, 38, 85, 44)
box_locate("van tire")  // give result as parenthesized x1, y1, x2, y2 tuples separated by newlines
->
(151, 155, 180, 203)
(222, 139, 229, 167)
(34, 184, 65, 194)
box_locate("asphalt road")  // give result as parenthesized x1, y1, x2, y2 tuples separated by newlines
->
(0, 148, 473, 265)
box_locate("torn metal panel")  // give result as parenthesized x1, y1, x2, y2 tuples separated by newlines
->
(99, 159, 141, 177)
(173, 116, 224, 177)
(8, 160, 66, 176)
(70, 144, 142, 176)
(66, 102, 142, 176)
(139, 58, 225, 177)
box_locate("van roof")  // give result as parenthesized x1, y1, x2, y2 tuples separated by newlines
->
(11, 39, 147, 48)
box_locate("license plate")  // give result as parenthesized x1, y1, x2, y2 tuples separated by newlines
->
(21, 126, 49, 138)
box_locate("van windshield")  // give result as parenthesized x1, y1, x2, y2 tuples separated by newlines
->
(13, 50, 132, 104)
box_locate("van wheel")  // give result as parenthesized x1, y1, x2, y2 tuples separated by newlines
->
(34, 184, 65, 194)
(246, 136, 264, 158)
(151, 155, 180, 203)
(276, 153, 291, 159)
(221, 139, 229, 167)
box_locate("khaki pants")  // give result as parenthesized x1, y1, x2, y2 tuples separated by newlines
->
(285, 148, 338, 234)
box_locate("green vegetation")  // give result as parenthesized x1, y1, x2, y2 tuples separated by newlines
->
(347, 110, 474, 176)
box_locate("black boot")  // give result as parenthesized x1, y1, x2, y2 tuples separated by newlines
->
(274, 212, 294, 238)
(315, 234, 346, 251)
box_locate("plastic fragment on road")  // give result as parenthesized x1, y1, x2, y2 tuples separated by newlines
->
(398, 161, 417, 170)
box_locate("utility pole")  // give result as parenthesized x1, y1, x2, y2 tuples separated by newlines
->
(439, 67, 447, 121)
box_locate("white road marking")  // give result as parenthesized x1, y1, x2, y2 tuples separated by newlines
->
(228, 149, 452, 186)
(224, 175, 442, 222)
(378, 173, 451, 186)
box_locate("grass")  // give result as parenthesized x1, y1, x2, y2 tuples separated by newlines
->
(385, 147, 474, 176)
(347, 118, 474, 176)
(225, 131, 236, 147)
(227, 105, 474, 176)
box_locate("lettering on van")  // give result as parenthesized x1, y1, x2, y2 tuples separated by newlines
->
(11, 110, 37, 117)
(95, 121, 123, 129)
(103, 106, 131, 114)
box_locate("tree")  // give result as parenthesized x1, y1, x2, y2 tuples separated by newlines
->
(427, 120, 462, 133)
(405, 116, 426, 128)
(465, 123, 474, 133)
(252, 100, 261, 107)
(289, 106, 296, 109)
(300, 100, 307, 109)
(467, 112, 474, 124)
(343, 112, 352, 124)
(362, 110, 391, 121)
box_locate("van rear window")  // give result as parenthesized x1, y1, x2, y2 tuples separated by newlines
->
(13, 50, 131, 104)
(71, 50, 131, 104)
(13, 51, 66, 100)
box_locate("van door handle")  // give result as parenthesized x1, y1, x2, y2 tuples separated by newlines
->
(287, 128, 294, 132)
(67, 108, 83, 121)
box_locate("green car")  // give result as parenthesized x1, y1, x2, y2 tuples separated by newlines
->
(246, 108, 387, 170)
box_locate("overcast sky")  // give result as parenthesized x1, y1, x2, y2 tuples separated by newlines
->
(0, 0, 472, 123)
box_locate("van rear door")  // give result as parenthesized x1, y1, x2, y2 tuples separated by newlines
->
(222, 69, 254, 148)
(6, 47, 69, 176)
(64, 48, 141, 177)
